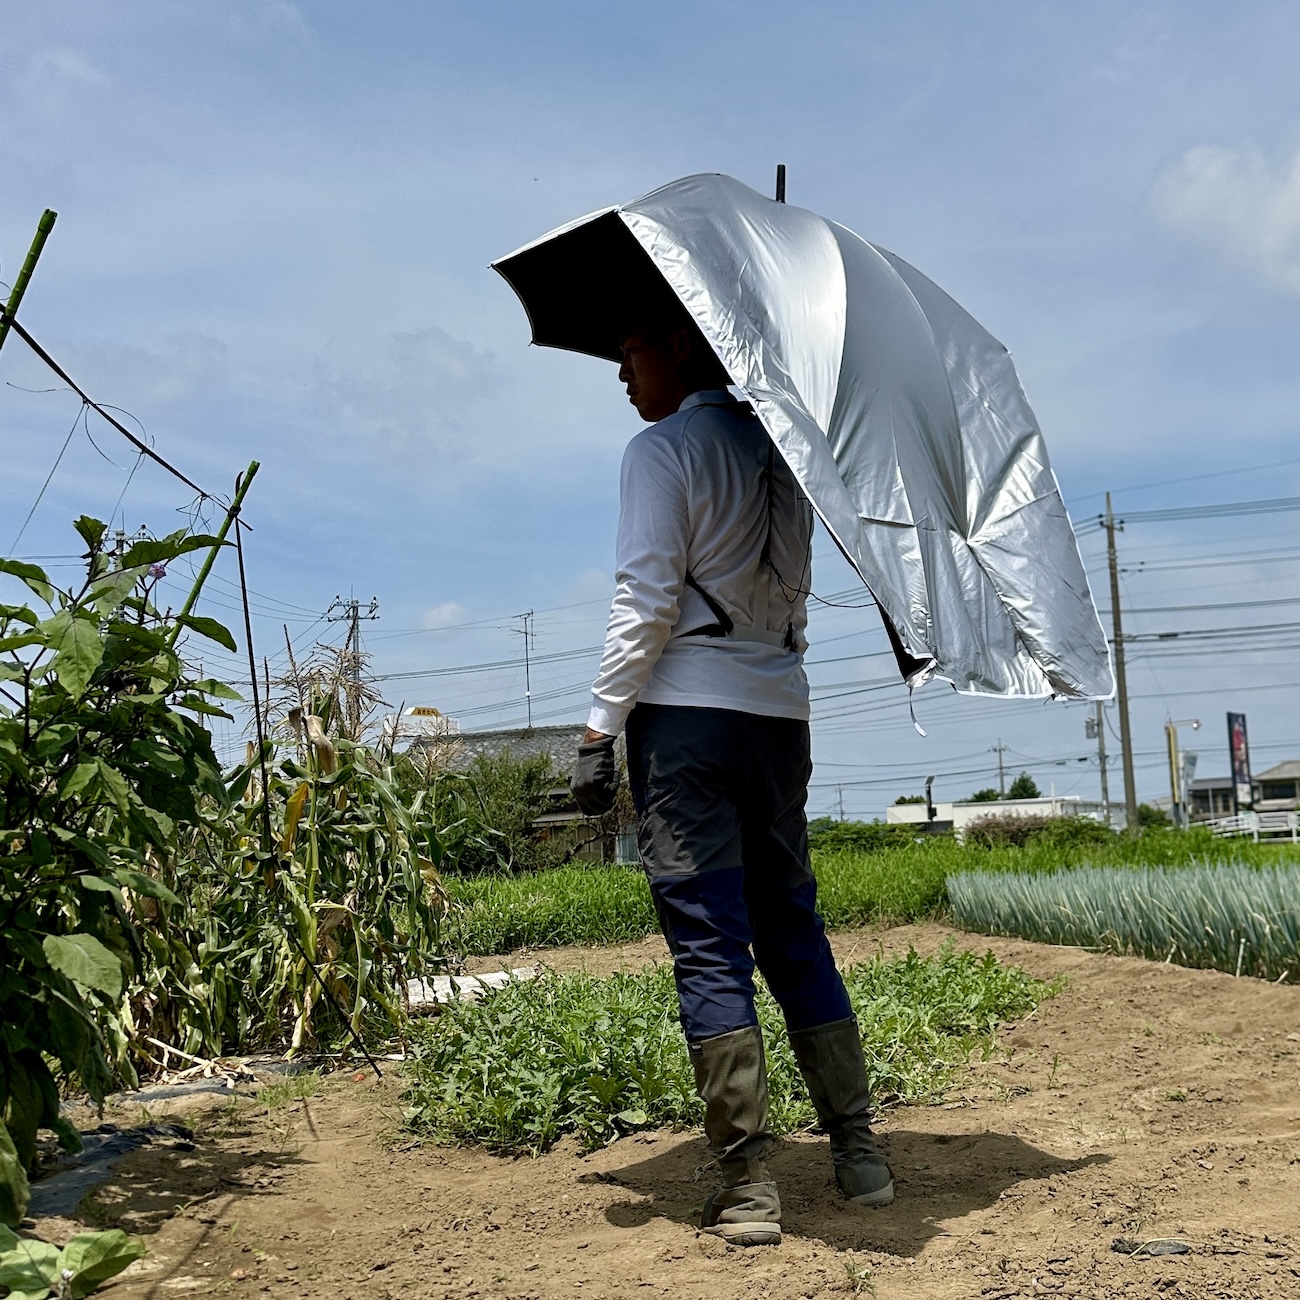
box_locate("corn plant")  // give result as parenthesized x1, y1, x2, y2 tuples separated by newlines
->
(129, 699, 450, 1059)
(948, 860, 1300, 980)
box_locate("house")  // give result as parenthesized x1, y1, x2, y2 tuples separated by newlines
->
(1254, 760, 1300, 813)
(1188, 776, 1236, 822)
(407, 723, 637, 865)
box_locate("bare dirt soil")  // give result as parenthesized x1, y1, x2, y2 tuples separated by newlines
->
(31, 922, 1300, 1299)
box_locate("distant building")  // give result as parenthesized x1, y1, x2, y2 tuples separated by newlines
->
(406, 723, 636, 865)
(1255, 760, 1300, 812)
(1182, 762, 1299, 820)
(886, 794, 1109, 837)
(428, 723, 595, 775)
(1188, 776, 1235, 822)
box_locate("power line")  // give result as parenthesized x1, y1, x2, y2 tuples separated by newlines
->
(0, 308, 215, 501)
(1121, 620, 1300, 644)
(1064, 454, 1300, 508)
(372, 643, 604, 684)
(1119, 549, 1300, 575)
(1101, 495, 1300, 525)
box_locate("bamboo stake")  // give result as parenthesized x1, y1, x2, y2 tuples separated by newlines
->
(0, 209, 57, 355)
(168, 460, 260, 646)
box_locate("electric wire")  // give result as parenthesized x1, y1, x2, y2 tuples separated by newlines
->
(0, 307, 215, 500)
(9, 401, 87, 551)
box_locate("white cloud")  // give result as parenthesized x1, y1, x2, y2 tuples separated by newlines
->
(20, 47, 111, 93)
(68, 333, 231, 406)
(1151, 141, 1300, 294)
(561, 567, 614, 605)
(420, 601, 468, 630)
(311, 327, 497, 461)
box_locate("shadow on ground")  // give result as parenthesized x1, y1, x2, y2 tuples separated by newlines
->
(591, 1128, 1110, 1254)
(31, 1115, 309, 1238)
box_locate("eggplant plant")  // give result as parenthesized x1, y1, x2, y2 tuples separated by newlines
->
(1, 517, 452, 1226)
(0, 517, 235, 1220)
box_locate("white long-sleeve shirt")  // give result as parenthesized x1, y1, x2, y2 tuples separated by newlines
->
(587, 389, 813, 737)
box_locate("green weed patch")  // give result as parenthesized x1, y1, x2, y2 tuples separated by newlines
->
(402, 946, 1053, 1155)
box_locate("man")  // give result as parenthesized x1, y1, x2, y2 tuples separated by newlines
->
(571, 307, 894, 1247)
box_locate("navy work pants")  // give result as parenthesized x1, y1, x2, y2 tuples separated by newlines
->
(625, 703, 852, 1043)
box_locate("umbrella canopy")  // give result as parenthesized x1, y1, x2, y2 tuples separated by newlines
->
(493, 173, 1113, 701)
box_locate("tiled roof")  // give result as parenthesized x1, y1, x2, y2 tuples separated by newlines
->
(409, 723, 597, 774)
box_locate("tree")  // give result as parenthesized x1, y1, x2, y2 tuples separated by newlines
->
(966, 788, 1002, 803)
(1136, 802, 1171, 829)
(1008, 772, 1041, 799)
(893, 794, 925, 805)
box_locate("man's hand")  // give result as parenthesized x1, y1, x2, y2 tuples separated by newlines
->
(572, 732, 618, 815)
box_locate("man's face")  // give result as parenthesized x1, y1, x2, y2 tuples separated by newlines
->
(617, 329, 691, 423)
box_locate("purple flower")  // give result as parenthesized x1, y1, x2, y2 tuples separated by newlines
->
(149, 563, 167, 579)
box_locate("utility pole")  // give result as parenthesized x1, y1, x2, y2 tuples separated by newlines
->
(1165, 718, 1201, 829)
(836, 785, 845, 822)
(512, 611, 536, 729)
(990, 739, 1008, 796)
(327, 595, 379, 738)
(109, 525, 148, 569)
(1102, 494, 1138, 830)
(1086, 703, 1111, 826)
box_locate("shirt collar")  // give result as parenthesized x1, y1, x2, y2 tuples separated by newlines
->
(678, 388, 739, 413)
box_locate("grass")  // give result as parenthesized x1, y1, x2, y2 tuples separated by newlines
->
(443, 829, 1297, 957)
(948, 861, 1300, 981)
(257, 1069, 322, 1110)
(402, 945, 1054, 1155)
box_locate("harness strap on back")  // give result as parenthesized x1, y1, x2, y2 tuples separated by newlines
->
(678, 441, 797, 650)
(682, 571, 734, 638)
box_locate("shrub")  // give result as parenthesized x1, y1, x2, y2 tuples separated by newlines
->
(808, 819, 919, 855)
(461, 749, 566, 873)
(403, 747, 629, 876)
(964, 813, 1113, 849)
(1137, 802, 1171, 829)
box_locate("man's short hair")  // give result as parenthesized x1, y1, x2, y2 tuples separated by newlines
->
(619, 305, 733, 387)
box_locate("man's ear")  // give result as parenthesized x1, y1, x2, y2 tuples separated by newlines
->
(666, 325, 695, 366)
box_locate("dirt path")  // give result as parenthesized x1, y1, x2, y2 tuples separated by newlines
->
(38, 923, 1300, 1299)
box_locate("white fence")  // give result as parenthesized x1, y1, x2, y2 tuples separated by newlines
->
(1207, 811, 1299, 842)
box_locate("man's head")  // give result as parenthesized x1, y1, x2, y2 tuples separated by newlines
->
(617, 310, 732, 422)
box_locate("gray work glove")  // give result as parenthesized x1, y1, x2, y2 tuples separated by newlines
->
(572, 735, 618, 815)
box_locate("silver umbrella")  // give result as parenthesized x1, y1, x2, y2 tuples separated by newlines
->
(493, 173, 1113, 701)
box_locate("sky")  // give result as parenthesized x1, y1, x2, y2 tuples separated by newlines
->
(2, 0, 1298, 820)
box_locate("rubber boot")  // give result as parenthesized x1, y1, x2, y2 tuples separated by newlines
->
(789, 1016, 895, 1206)
(688, 1024, 782, 1246)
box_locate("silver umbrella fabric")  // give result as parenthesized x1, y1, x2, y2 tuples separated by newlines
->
(494, 173, 1113, 700)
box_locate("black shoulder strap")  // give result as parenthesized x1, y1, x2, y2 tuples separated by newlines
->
(759, 441, 776, 569)
(682, 570, 734, 637)
(678, 425, 795, 649)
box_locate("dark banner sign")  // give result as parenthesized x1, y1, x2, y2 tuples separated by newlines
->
(1227, 712, 1252, 811)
